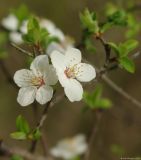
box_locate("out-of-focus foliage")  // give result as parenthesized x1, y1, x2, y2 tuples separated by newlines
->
(83, 86, 112, 110)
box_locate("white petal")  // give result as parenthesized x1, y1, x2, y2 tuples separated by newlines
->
(20, 20, 28, 34)
(44, 65, 58, 85)
(75, 63, 96, 82)
(51, 50, 66, 71)
(2, 14, 18, 31)
(64, 79, 83, 102)
(57, 71, 69, 87)
(73, 134, 88, 154)
(17, 87, 37, 106)
(46, 42, 65, 56)
(9, 32, 23, 44)
(54, 29, 65, 41)
(14, 69, 34, 87)
(65, 48, 81, 66)
(30, 55, 49, 76)
(36, 85, 53, 105)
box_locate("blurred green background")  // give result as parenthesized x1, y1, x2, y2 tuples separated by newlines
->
(0, 0, 141, 160)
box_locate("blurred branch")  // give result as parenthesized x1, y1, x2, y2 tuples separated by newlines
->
(84, 111, 103, 160)
(101, 74, 141, 108)
(29, 92, 64, 153)
(0, 60, 16, 87)
(11, 43, 34, 57)
(0, 140, 52, 160)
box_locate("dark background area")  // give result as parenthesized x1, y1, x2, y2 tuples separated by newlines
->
(0, 0, 141, 160)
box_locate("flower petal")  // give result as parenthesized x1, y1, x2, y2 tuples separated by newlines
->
(75, 63, 96, 82)
(9, 32, 23, 44)
(46, 42, 65, 56)
(64, 79, 83, 102)
(14, 69, 34, 87)
(51, 50, 66, 71)
(65, 48, 81, 66)
(2, 14, 18, 31)
(44, 65, 58, 85)
(17, 87, 37, 106)
(36, 85, 53, 105)
(30, 55, 49, 76)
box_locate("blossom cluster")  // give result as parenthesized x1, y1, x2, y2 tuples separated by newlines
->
(50, 134, 88, 159)
(14, 47, 96, 106)
(1, 13, 73, 55)
(1, 12, 96, 106)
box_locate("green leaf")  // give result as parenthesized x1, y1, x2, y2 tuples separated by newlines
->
(119, 57, 135, 73)
(0, 32, 8, 45)
(126, 14, 141, 38)
(12, 4, 30, 23)
(11, 155, 24, 160)
(83, 86, 112, 110)
(32, 128, 41, 140)
(0, 50, 8, 59)
(105, 3, 118, 16)
(100, 22, 113, 33)
(85, 38, 96, 53)
(23, 17, 49, 46)
(110, 144, 124, 156)
(10, 132, 26, 140)
(107, 10, 127, 26)
(119, 40, 139, 56)
(16, 115, 30, 134)
(96, 99, 112, 109)
(80, 9, 99, 34)
(27, 17, 40, 31)
(108, 42, 119, 55)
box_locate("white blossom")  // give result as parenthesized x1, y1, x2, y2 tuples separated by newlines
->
(20, 20, 28, 34)
(9, 32, 23, 44)
(51, 48, 96, 102)
(1, 14, 18, 31)
(50, 134, 88, 159)
(40, 19, 65, 41)
(14, 55, 58, 106)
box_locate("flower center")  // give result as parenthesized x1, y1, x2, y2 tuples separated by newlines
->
(64, 67, 76, 79)
(31, 76, 45, 87)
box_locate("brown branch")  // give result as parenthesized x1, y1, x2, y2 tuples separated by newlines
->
(0, 60, 17, 88)
(0, 141, 51, 160)
(101, 74, 141, 108)
(29, 93, 64, 153)
(84, 111, 103, 160)
(11, 43, 34, 57)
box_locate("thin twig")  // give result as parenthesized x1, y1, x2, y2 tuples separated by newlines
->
(0, 60, 17, 87)
(0, 141, 51, 160)
(11, 43, 34, 57)
(84, 111, 103, 160)
(29, 93, 64, 153)
(101, 74, 141, 108)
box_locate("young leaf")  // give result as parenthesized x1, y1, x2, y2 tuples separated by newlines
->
(80, 9, 99, 34)
(119, 57, 135, 73)
(107, 10, 127, 26)
(108, 42, 119, 55)
(83, 86, 112, 110)
(121, 39, 138, 55)
(12, 4, 30, 23)
(16, 115, 30, 134)
(32, 128, 41, 140)
(11, 155, 24, 160)
(10, 132, 26, 140)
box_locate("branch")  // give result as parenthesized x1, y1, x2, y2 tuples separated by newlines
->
(101, 74, 141, 108)
(11, 43, 34, 57)
(84, 111, 102, 160)
(0, 141, 52, 160)
(29, 93, 64, 153)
